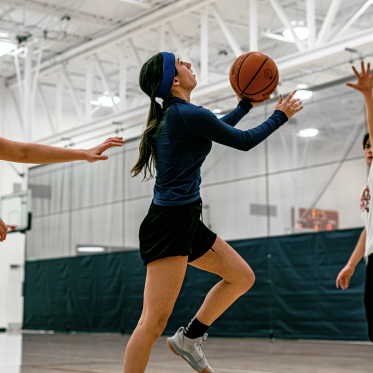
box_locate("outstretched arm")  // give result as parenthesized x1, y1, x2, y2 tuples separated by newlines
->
(346, 61, 373, 139)
(0, 136, 126, 164)
(184, 91, 302, 151)
(336, 228, 366, 290)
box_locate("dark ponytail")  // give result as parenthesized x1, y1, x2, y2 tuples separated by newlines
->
(131, 53, 177, 180)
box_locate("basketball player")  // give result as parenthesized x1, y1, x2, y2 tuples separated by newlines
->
(0, 136, 125, 242)
(124, 52, 303, 373)
(336, 61, 373, 342)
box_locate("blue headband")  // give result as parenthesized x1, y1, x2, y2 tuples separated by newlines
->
(156, 52, 175, 100)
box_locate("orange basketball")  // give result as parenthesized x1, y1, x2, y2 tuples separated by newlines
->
(229, 52, 279, 102)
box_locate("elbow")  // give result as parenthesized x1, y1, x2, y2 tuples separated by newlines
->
(242, 144, 253, 152)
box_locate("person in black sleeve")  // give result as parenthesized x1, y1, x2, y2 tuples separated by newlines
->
(124, 51, 302, 373)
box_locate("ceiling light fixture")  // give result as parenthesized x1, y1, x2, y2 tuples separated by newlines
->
(97, 95, 120, 107)
(294, 90, 313, 100)
(283, 27, 310, 41)
(296, 84, 308, 89)
(0, 32, 9, 38)
(77, 247, 105, 253)
(213, 109, 222, 114)
(0, 41, 16, 57)
(297, 128, 319, 138)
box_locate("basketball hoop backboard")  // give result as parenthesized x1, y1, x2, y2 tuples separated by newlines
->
(0, 190, 32, 233)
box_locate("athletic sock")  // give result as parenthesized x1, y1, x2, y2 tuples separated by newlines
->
(184, 317, 209, 339)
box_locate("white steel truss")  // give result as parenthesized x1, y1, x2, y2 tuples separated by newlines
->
(1, 0, 372, 146)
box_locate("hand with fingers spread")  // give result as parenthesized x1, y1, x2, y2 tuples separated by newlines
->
(275, 90, 303, 119)
(0, 219, 7, 242)
(336, 264, 355, 290)
(346, 61, 373, 96)
(84, 137, 126, 163)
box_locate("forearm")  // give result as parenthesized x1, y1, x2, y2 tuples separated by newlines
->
(220, 100, 253, 127)
(3, 141, 87, 164)
(347, 228, 366, 267)
(364, 94, 373, 139)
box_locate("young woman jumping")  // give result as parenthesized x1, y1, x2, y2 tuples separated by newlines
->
(125, 51, 303, 373)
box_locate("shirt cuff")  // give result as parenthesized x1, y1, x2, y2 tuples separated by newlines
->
(238, 100, 253, 112)
(274, 110, 289, 124)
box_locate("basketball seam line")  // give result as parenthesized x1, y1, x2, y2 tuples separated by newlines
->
(236, 52, 253, 93)
(243, 69, 278, 96)
(241, 57, 269, 95)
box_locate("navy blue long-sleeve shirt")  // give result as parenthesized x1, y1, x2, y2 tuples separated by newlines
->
(153, 96, 288, 206)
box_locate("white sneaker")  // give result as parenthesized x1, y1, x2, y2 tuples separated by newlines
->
(167, 327, 214, 373)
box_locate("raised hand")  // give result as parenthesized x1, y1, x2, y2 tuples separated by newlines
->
(346, 61, 373, 96)
(0, 219, 7, 242)
(275, 90, 303, 119)
(336, 265, 355, 290)
(84, 137, 126, 163)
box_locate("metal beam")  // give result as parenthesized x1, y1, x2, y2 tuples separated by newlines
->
(7, 0, 216, 87)
(37, 85, 57, 133)
(62, 65, 84, 122)
(85, 58, 93, 123)
(263, 32, 295, 44)
(118, 0, 151, 9)
(249, 0, 258, 51)
(159, 23, 165, 51)
(120, 44, 127, 111)
(333, 0, 372, 39)
(200, 6, 209, 85)
(268, 0, 305, 52)
(34, 25, 373, 146)
(211, 4, 243, 57)
(93, 55, 118, 113)
(315, 0, 343, 46)
(167, 22, 200, 81)
(306, 0, 316, 49)
(0, 0, 119, 26)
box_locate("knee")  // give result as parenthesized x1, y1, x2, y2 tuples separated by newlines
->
(230, 267, 255, 294)
(138, 315, 169, 339)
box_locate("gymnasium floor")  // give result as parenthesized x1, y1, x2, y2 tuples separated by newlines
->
(1, 332, 372, 373)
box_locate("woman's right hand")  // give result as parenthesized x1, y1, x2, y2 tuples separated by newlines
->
(0, 218, 8, 242)
(275, 90, 303, 119)
(336, 264, 355, 290)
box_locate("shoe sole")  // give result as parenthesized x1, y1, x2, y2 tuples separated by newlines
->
(166, 338, 213, 373)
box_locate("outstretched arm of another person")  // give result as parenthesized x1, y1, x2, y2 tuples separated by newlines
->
(0, 218, 7, 242)
(346, 61, 373, 139)
(0, 136, 126, 164)
(184, 91, 302, 151)
(336, 228, 366, 290)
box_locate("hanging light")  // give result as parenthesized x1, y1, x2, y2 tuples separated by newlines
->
(0, 41, 16, 57)
(283, 27, 310, 41)
(294, 90, 313, 100)
(0, 32, 9, 38)
(77, 247, 105, 253)
(297, 129, 319, 138)
(97, 95, 120, 107)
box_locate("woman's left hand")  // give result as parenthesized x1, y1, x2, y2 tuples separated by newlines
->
(236, 94, 270, 107)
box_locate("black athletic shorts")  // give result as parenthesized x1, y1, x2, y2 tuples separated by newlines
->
(139, 198, 217, 266)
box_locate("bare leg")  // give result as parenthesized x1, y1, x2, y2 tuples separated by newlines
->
(123, 256, 188, 373)
(189, 236, 255, 325)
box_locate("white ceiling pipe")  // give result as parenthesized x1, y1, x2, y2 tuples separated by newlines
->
(211, 4, 243, 58)
(35, 25, 373, 145)
(249, 0, 258, 52)
(315, 0, 343, 46)
(306, 0, 316, 49)
(7, 0, 217, 88)
(333, 0, 373, 40)
(268, 0, 305, 52)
